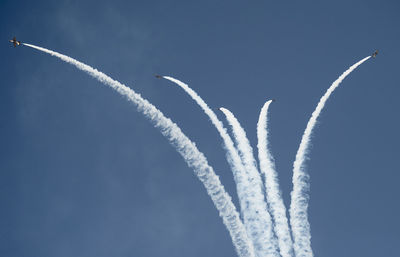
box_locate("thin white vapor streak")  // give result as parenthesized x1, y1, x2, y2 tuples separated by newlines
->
(23, 43, 255, 257)
(257, 100, 294, 257)
(220, 107, 279, 257)
(290, 56, 371, 257)
(161, 76, 248, 206)
(162, 76, 277, 257)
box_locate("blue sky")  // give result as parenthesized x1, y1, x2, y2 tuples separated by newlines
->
(1, 0, 399, 256)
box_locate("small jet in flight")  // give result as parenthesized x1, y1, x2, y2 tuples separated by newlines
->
(271, 99, 276, 102)
(372, 50, 378, 58)
(9, 37, 21, 47)
(155, 74, 162, 79)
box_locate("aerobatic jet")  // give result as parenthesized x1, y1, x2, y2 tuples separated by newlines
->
(155, 75, 162, 79)
(9, 37, 21, 47)
(372, 50, 378, 58)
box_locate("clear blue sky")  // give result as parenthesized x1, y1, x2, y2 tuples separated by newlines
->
(1, 0, 399, 256)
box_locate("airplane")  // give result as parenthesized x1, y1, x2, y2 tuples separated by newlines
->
(271, 99, 276, 102)
(155, 74, 162, 79)
(9, 37, 21, 47)
(372, 50, 378, 58)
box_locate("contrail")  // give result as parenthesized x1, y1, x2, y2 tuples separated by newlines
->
(22, 43, 255, 257)
(161, 76, 249, 211)
(161, 76, 278, 257)
(161, 76, 245, 185)
(290, 56, 371, 257)
(220, 107, 279, 257)
(257, 100, 294, 257)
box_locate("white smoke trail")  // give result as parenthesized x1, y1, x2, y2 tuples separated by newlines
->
(220, 107, 279, 257)
(161, 76, 278, 257)
(23, 43, 255, 257)
(257, 100, 294, 257)
(290, 56, 371, 257)
(161, 76, 248, 209)
(161, 76, 245, 182)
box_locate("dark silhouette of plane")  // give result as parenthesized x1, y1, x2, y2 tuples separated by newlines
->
(9, 37, 21, 47)
(372, 50, 378, 58)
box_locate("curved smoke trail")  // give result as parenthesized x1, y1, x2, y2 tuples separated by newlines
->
(220, 107, 279, 257)
(161, 76, 277, 257)
(257, 100, 294, 257)
(23, 43, 255, 257)
(290, 56, 371, 257)
(161, 76, 246, 190)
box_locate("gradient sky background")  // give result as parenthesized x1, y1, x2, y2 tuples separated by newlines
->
(1, 0, 399, 256)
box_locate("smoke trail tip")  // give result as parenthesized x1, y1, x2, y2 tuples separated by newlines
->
(219, 107, 232, 117)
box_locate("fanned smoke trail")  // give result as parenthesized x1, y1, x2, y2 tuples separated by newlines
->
(161, 76, 250, 213)
(220, 107, 279, 257)
(161, 76, 277, 257)
(257, 100, 293, 257)
(161, 76, 245, 185)
(290, 56, 371, 257)
(22, 43, 255, 257)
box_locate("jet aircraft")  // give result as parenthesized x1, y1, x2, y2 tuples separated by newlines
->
(9, 37, 21, 47)
(155, 75, 162, 79)
(372, 50, 378, 58)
